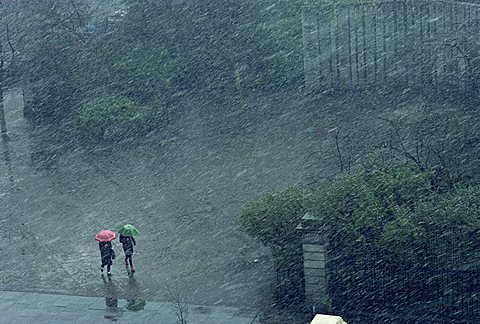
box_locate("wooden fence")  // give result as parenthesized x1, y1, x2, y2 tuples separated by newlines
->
(302, 0, 480, 94)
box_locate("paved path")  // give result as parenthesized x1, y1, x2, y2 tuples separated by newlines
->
(0, 88, 383, 319)
(0, 289, 260, 324)
(0, 89, 279, 307)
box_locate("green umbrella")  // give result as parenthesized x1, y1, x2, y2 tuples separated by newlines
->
(117, 224, 139, 236)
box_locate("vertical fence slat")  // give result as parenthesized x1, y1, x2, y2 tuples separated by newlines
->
(426, 3, 433, 85)
(432, 2, 438, 88)
(393, 0, 399, 58)
(426, 1, 431, 40)
(354, 5, 360, 85)
(463, 4, 469, 94)
(327, 6, 334, 89)
(476, 6, 479, 31)
(335, 7, 341, 87)
(450, 2, 455, 33)
(302, 6, 318, 89)
(373, 4, 378, 84)
(403, 0, 410, 86)
(443, 2, 448, 39)
(407, 1, 418, 84)
(419, 2, 424, 42)
(381, 3, 387, 84)
(443, 2, 449, 85)
(362, 5, 368, 82)
(315, 11, 323, 82)
(347, 6, 354, 88)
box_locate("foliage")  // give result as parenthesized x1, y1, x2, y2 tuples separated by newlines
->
(239, 186, 310, 305)
(18, 0, 93, 120)
(73, 96, 150, 141)
(18, 0, 306, 127)
(306, 163, 480, 267)
(121, 0, 305, 92)
(241, 161, 480, 285)
(89, 43, 179, 105)
(307, 164, 434, 252)
(240, 186, 310, 267)
(380, 186, 480, 265)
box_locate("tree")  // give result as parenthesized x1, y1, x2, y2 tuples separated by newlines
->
(16, 0, 92, 120)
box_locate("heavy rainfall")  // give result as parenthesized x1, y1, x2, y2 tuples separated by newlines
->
(1, 0, 480, 323)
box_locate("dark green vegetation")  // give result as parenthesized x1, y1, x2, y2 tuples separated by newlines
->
(240, 104, 480, 311)
(240, 187, 308, 307)
(14, 0, 304, 140)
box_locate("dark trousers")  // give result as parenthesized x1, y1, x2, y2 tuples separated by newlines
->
(124, 248, 133, 267)
(125, 256, 133, 267)
(102, 259, 112, 272)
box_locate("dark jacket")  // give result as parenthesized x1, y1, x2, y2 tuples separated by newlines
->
(119, 235, 136, 252)
(99, 242, 115, 263)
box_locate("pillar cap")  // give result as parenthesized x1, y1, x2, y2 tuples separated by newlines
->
(310, 314, 347, 324)
(296, 212, 325, 231)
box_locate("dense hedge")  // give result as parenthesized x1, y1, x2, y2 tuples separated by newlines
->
(72, 96, 160, 141)
(240, 163, 480, 303)
(239, 186, 310, 305)
(240, 186, 310, 268)
(308, 165, 435, 254)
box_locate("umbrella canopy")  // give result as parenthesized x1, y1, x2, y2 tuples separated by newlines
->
(117, 224, 139, 236)
(95, 230, 117, 242)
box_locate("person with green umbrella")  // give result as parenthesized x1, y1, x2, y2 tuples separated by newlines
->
(118, 224, 139, 273)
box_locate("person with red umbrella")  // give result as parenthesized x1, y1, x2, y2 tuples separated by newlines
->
(95, 230, 117, 276)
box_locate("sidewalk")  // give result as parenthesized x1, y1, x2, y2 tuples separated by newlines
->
(0, 290, 261, 324)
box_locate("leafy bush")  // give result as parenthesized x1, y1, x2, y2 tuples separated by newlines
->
(240, 163, 480, 264)
(380, 186, 480, 265)
(239, 186, 310, 304)
(23, 0, 306, 125)
(73, 96, 149, 141)
(240, 187, 310, 265)
(94, 44, 179, 105)
(122, 0, 305, 92)
(305, 163, 480, 267)
(240, 162, 480, 306)
(308, 165, 433, 243)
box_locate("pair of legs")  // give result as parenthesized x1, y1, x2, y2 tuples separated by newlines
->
(101, 260, 112, 274)
(124, 249, 135, 272)
(125, 256, 133, 267)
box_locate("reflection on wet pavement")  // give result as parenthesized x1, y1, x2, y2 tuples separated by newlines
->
(102, 275, 122, 321)
(125, 277, 146, 312)
(102, 275, 147, 321)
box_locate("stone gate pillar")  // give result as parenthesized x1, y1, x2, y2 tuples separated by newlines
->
(297, 212, 329, 313)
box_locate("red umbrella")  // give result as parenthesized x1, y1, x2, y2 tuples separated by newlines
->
(95, 230, 116, 242)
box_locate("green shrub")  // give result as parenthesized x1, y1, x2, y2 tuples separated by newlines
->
(240, 164, 480, 266)
(97, 44, 179, 105)
(239, 186, 311, 305)
(307, 164, 434, 249)
(241, 163, 480, 305)
(73, 96, 146, 141)
(240, 186, 310, 265)
(380, 186, 480, 265)
(306, 163, 480, 266)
